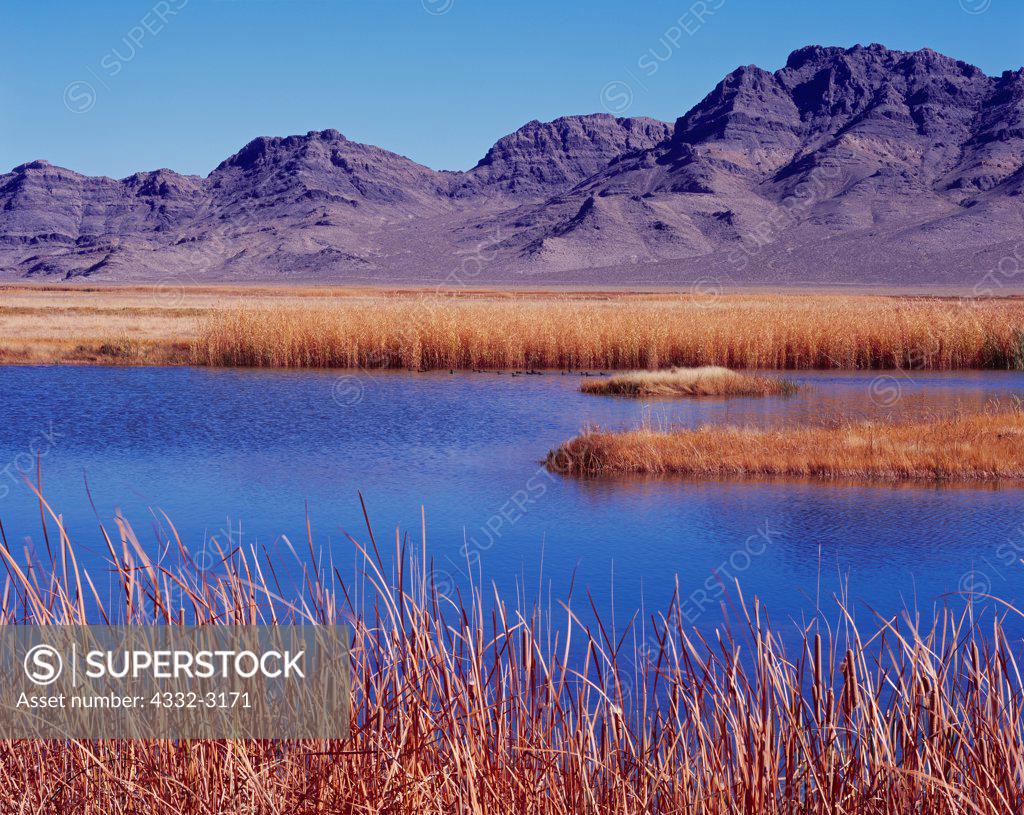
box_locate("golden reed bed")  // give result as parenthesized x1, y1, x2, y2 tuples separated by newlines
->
(581, 365, 798, 397)
(547, 407, 1024, 482)
(1, 286, 1023, 370)
(1, 494, 1021, 813)
(192, 294, 1024, 370)
(193, 292, 1024, 368)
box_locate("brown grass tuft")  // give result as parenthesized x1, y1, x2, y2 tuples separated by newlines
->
(547, 407, 1024, 482)
(581, 365, 798, 397)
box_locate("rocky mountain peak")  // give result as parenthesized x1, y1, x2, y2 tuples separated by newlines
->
(459, 113, 672, 196)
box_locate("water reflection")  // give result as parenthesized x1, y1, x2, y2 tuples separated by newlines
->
(0, 365, 1018, 640)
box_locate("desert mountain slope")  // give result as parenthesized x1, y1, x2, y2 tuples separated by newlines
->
(2, 44, 1021, 286)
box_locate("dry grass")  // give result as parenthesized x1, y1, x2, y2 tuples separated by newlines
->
(0, 285, 209, 364)
(581, 366, 798, 397)
(0, 283, 414, 364)
(547, 406, 1024, 482)
(0, 284, 1023, 369)
(0, 491, 1021, 813)
(193, 292, 1024, 370)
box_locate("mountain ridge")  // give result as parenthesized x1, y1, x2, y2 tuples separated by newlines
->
(2, 43, 1022, 286)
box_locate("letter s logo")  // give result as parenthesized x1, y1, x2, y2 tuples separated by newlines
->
(24, 645, 63, 686)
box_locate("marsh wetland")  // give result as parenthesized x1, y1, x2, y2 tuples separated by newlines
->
(3, 287, 1024, 810)
(1, 362, 1021, 638)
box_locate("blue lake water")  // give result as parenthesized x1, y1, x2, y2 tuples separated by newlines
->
(0, 365, 1022, 636)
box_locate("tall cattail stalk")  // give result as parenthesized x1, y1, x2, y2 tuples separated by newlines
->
(0, 492, 1020, 813)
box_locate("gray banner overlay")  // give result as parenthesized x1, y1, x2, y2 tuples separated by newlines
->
(0, 625, 349, 739)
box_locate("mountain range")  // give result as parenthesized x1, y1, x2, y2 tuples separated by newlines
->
(3, 43, 1023, 287)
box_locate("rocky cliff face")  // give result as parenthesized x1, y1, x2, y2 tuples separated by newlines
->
(2, 44, 1022, 286)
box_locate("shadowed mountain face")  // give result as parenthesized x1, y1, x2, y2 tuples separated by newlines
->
(2, 44, 1022, 286)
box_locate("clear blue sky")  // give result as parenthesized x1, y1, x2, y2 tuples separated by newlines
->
(2, 0, 1020, 178)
